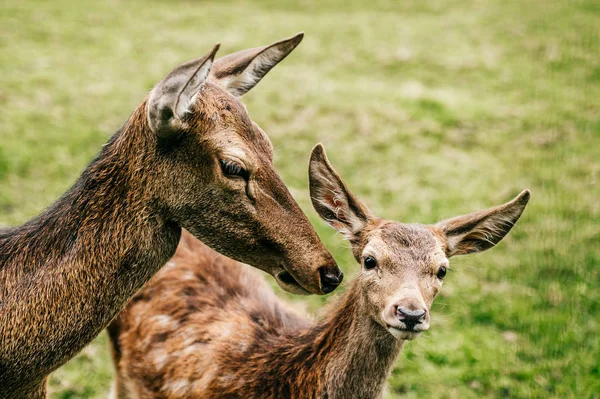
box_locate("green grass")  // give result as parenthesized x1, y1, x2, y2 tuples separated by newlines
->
(1, 0, 598, 398)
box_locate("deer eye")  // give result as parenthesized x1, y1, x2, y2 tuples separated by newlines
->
(363, 256, 377, 270)
(220, 160, 247, 179)
(436, 266, 447, 280)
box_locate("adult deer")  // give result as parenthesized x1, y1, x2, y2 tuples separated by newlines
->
(108, 144, 530, 399)
(0, 35, 342, 398)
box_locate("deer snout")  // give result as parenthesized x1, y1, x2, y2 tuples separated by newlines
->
(383, 298, 430, 338)
(319, 265, 344, 294)
(395, 306, 427, 330)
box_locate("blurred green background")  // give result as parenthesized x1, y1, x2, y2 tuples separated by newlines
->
(1, 0, 598, 398)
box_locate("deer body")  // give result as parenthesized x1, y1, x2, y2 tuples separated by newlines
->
(109, 144, 530, 399)
(109, 231, 402, 399)
(0, 36, 341, 398)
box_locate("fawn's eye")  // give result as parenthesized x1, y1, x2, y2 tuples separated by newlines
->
(363, 256, 378, 270)
(436, 266, 447, 280)
(220, 160, 247, 179)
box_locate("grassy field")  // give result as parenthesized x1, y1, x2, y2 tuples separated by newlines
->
(1, 0, 598, 397)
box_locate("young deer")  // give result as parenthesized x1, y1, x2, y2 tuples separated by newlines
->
(0, 35, 342, 398)
(108, 144, 530, 399)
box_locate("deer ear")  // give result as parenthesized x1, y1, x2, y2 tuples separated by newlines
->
(436, 190, 531, 257)
(209, 33, 303, 97)
(147, 44, 220, 135)
(309, 144, 372, 240)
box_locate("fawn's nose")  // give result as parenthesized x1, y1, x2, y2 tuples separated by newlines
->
(319, 266, 344, 294)
(396, 306, 427, 330)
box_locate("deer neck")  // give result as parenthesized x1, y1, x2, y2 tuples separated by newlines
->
(314, 283, 405, 398)
(254, 281, 404, 399)
(0, 103, 182, 392)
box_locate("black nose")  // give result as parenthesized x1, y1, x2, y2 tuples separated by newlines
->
(319, 266, 344, 294)
(396, 306, 426, 330)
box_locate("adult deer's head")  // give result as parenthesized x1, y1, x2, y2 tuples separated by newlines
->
(309, 144, 530, 338)
(144, 35, 341, 295)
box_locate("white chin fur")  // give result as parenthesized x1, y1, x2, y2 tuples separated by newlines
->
(388, 327, 421, 340)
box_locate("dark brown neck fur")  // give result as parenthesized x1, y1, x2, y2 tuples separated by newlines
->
(0, 103, 181, 397)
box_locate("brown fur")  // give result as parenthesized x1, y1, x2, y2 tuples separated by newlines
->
(110, 232, 402, 399)
(108, 145, 530, 399)
(0, 37, 340, 398)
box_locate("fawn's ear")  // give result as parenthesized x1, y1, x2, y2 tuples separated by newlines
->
(210, 32, 304, 97)
(148, 44, 220, 136)
(309, 144, 372, 240)
(436, 190, 531, 257)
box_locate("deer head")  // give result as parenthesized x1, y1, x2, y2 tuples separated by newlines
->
(309, 144, 530, 338)
(144, 35, 341, 295)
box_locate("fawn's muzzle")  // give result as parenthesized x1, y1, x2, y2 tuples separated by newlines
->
(396, 306, 427, 330)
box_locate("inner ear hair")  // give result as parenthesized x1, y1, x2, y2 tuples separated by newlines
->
(439, 190, 530, 257)
(210, 32, 304, 97)
(147, 44, 220, 137)
(309, 143, 372, 239)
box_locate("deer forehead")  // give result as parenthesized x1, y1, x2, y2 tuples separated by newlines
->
(191, 83, 252, 133)
(249, 122, 274, 161)
(366, 222, 447, 271)
(193, 84, 273, 162)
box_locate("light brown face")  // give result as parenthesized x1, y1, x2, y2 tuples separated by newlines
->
(354, 222, 449, 340)
(146, 36, 342, 295)
(309, 143, 530, 339)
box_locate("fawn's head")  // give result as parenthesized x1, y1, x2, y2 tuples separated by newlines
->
(309, 144, 530, 339)
(143, 35, 341, 295)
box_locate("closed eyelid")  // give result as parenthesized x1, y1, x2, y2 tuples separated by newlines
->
(219, 150, 255, 171)
(219, 140, 246, 156)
